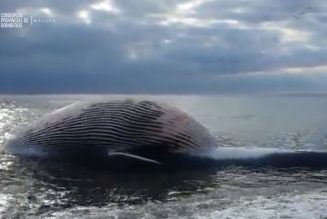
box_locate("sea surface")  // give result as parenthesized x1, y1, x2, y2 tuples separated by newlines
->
(1, 94, 327, 219)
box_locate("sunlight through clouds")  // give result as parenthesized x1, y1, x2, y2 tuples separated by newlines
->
(77, 10, 91, 24)
(40, 8, 53, 17)
(90, 0, 120, 14)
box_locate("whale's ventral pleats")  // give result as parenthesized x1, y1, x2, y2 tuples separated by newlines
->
(5, 99, 217, 168)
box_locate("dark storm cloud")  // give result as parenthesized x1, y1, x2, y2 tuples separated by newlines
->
(0, 0, 326, 93)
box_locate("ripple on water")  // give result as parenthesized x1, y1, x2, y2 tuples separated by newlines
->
(196, 189, 327, 219)
(39, 188, 327, 219)
(0, 193, 12, 216)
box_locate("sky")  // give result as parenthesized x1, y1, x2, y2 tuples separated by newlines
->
(0, 0, 327, 94)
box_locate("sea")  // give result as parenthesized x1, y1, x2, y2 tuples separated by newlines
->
(0, 94, 327, 219)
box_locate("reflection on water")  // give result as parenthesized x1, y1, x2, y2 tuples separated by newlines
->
(2, 155, 327, 218)
(1, 156, 217, 217)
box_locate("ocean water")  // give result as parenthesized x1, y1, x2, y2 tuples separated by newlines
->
(1, 94, 327, 218)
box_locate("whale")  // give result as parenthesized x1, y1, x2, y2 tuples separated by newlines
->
(5, 99, 218, 169)
(5, 99, 327, 170)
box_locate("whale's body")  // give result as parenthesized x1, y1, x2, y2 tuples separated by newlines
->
(6, 99, 327, 169)
(6, 99, 218, 168)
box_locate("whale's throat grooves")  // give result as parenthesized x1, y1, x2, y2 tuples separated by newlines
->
(6, 99, 217, 160)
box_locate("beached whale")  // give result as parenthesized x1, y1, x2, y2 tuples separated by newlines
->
(5, 99, 218, 168)
(5, 99, 327, 169)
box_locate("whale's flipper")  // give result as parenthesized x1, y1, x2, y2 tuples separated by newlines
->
(108, 152, 161, 165)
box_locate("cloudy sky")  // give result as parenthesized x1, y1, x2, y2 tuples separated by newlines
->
(1, 0, 327, 94)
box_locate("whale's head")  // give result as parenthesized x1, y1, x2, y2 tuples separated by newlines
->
(5, 132, 47, 157)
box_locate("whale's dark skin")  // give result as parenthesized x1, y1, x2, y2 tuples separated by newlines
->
(5, 99, 217, 170)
